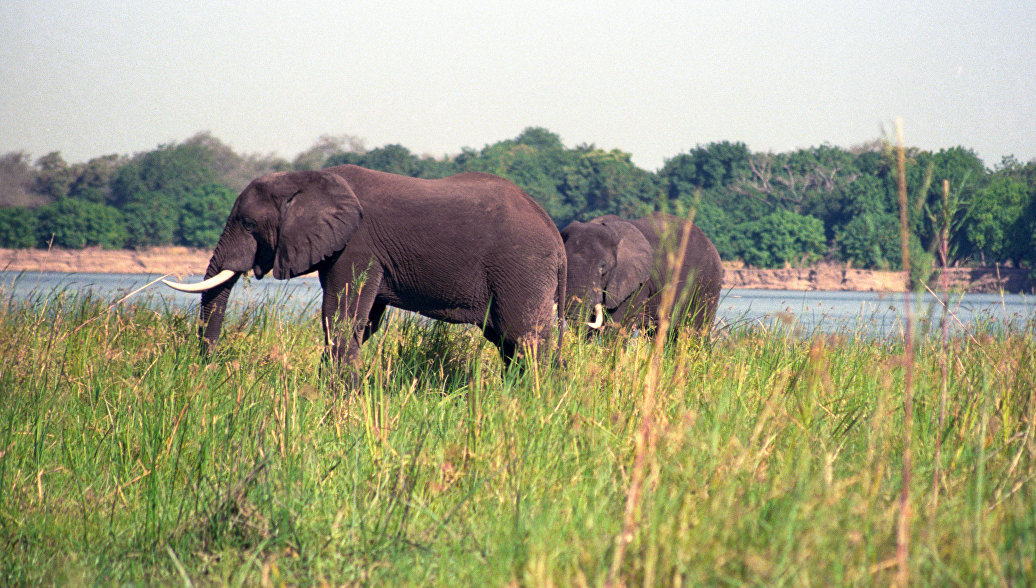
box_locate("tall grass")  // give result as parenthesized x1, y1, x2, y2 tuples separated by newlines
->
(0, 287, 1034, 585)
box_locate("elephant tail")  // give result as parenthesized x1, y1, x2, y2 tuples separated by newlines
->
(554, 252, 567, 368)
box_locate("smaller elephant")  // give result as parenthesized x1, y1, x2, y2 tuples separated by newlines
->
(561, 212, 723, 334)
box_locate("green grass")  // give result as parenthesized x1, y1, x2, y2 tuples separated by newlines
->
(1, 290, 1034, 585)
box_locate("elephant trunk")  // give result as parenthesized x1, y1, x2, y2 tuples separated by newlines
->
(198, 262, 241, 353)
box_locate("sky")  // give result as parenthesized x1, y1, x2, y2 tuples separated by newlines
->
(2, 1, 1034, 172)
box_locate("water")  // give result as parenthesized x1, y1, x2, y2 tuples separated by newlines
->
(720, 288, 1033, 338)
(0, 271, 325, 317)
(2, 271, 1033, 338)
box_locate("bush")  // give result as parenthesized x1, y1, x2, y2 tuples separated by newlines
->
(0, 207, 39, 248)
(34, 199, 126, 249)
(178, 184, 236, 248)
(734, 209, 826, 267)
(836, 212, 900, 269)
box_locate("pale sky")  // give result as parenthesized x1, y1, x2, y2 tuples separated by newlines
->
(2, 1, 1034, 171)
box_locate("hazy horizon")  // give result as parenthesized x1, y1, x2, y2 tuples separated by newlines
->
(3, 1, 1034, 170)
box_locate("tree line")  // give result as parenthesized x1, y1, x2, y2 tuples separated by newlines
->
(2, 127, 1035, 276)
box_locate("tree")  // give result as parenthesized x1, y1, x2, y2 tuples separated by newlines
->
(110, 141, 220, 208)
(1015, 194, 1036, 269)
(0, 151, 46, 208)
(559, 146, 659, 222)
(184, 132, 289, 191)
(67, 154, 124, 204)
(659, 144, 768, 232)
(293, 134, 365, 171)
(34, 152, 74, 200)
(178, 184, 236, 248)
(35, 199, 126, 249)
(836, 212, 901, 269)
(122, 192, 178, 248)
(0, 207, 38, 248)
(691, 200, 736, 260)
(913, 147, 984, 257)
(678, 141, 751, 190)
(513, 127, 565, 151)
(734, 209, 826, 267)
(453, 128, 573, 222)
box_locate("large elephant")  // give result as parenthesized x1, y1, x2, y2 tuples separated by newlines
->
(164, 165, 566, 372)
(561, 212, 723, 334)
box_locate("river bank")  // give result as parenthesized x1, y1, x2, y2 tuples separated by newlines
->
(1, 247, 1032, 293)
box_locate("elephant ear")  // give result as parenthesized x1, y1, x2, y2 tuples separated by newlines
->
(273, 172, 363, 279)
(599, 218, 653, 306)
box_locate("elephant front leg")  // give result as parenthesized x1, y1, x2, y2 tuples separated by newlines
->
(320, 263, 384, 378)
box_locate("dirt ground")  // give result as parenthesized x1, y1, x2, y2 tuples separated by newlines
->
(1, 247, 1031, 293)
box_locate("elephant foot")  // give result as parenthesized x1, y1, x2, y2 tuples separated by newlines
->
(321, 354, 363, 395)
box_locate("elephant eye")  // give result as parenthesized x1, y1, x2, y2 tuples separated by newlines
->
(241, 217, 259, 232)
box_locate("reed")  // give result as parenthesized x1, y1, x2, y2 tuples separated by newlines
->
(0, 286, 1034, 585)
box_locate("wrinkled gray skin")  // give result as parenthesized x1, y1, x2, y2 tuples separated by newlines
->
(561, 212, 723, 333)
(192, 165, 566, 372)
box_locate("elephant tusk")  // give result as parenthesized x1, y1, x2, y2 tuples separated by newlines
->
(586, 303, 605, 329)
(162, 269, 238, 293)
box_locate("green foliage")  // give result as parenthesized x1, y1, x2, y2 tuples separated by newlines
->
(33, 152, 74, 199)
(735, 209, 827, 267)
(660, 141, 751, 191)
(452, 127, 658, 226)
(327, 143, 452, 178)
(1, 132, 1034, 271)
(1015, 195, 1036, 271)
(0, 206, 38, 248)
(34, 198, 126, 249)
(111, 141, 221, 208)
(965, 175, 1030, 264)
(122, 192, 178, 248)
(688, 200, 736, 259)
(912, 147, 982, 255)
(559, 146, 659, 221)
(178, 184, 236, 248)
(67, 154, 124, 204)
(836, 212, 901, 269)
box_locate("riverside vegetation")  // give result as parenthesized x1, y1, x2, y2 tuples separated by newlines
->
(1, 284, 1034, 585)
(4, 127, 1036, 278)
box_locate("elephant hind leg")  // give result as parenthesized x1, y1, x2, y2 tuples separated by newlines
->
(481, 326, 516, 368)
(483, 312, 554, 372)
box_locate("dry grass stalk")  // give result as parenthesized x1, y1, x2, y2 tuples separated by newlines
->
(931, 179, 951, 514)
(606, 211, 695, 587)
(894, 118, 915, 588)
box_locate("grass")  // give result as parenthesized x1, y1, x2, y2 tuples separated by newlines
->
(1, 288, 1034, 585)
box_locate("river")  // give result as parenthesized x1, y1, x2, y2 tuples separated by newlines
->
(2, 271, 1032, 338)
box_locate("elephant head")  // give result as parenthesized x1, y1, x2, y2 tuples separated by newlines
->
(163, 170, 363, 350)
(560, 215, 653, 329)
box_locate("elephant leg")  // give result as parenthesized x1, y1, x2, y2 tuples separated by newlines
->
(362, 301, 388, 343)
(320, 262, 384, 366)
(482, 325, 520, 370)
(483, 291, 555, 371)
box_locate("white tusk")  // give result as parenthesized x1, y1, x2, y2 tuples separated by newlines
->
(585, 303, 605, 329)
(162, 269, 237, 293)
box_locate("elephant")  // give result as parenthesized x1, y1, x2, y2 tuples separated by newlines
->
(560, 212, 723, 334)
(163, 165, 567, 375)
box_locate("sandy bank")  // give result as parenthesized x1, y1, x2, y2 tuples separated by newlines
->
(1, 247, 1031, 293)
